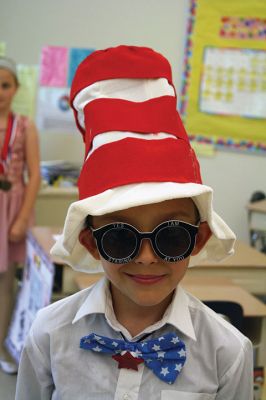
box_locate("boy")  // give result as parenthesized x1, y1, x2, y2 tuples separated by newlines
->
(16, 45, 253, 399)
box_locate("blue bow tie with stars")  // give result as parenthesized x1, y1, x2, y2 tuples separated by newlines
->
(80, 332, 186, 384)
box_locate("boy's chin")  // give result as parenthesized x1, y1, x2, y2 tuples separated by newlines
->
(112, 283, 175, 309)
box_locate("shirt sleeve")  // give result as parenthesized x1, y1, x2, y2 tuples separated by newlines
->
(216, 337, 254, 400)
(15, 321, 54, 400)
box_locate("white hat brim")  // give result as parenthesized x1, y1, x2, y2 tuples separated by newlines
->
(50, 182, 235, 273)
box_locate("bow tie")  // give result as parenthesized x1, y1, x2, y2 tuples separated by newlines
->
(80, 332, 186, 384)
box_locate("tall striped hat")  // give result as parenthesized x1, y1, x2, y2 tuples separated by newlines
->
(51, 45, 235, 273)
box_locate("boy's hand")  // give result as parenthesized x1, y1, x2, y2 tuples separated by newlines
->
(9, 218, 28, 242)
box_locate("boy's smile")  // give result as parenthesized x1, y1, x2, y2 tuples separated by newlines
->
(123, 273, 167, 285)
(80, 198, 211, 333)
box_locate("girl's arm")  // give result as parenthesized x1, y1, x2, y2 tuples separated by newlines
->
(9, 120, 41, 242)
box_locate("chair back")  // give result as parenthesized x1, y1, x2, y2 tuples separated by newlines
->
(203, 301, 244, 331)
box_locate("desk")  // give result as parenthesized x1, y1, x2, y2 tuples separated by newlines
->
(36, 186, 78, 227)
(187, 241, 266, 295)
(28, 226, 79, 295)
(29, 226, 63, 265)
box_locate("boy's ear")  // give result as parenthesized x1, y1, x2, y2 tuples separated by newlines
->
(79, 229, 101, 260)
(191, 222, 212, 256)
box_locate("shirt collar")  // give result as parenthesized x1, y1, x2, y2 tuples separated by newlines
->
(164, 285, 196, 341)
(72, 277, 108, 323)
(72, 277, 196, 341)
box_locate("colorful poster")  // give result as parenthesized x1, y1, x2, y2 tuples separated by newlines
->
(36, 87, 77, 132)
(39, 46, 68, 87)
(37, 45, 95, 132)
(68, 48, 94, 87)
(5, 232, 54, 364)
(180, 0, 266, 152)
(12, 65, 38, 118)
(219, 17, 266, 41)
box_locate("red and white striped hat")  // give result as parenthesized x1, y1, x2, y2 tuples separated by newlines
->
(51, 45, 235, 272)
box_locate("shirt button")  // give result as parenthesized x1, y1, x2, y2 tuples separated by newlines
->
(123, 394, 130, 400)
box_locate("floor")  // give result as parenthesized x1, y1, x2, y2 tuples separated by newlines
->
(0, 369, 16, 400)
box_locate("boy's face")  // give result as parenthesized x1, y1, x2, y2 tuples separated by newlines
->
(80, 198, 211, 314)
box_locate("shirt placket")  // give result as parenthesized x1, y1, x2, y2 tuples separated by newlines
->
(114, 364, 144, 400)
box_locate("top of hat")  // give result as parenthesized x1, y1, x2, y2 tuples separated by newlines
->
(71, 45, 173, 102)
(69, 45, 201, 200)
(70, 45, 175, 137)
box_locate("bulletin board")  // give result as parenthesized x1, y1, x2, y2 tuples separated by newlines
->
(180, 0, 266, 153)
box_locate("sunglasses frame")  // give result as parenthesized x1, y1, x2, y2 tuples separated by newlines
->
(90, 220, 199, 264)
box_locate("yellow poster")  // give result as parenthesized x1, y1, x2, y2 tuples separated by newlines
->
(180, 0, 266, 152)
(12, 65, 38, 118)
(0, 42, 6, 56)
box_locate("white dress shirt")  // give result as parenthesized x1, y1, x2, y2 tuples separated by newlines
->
(15, 278, 253, 400)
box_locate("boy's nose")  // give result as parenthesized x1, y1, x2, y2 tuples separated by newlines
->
(134, 239, 159, 264)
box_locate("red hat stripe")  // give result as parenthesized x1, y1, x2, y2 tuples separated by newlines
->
(78, 137, 202, 199)
(73, 77, 175, 132)
(70, 46, 173, 104)
(86, 132, 177, 160)
(83, 96, 188, 155)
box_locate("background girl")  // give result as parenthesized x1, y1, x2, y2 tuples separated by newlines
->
(0, 56, 40, 374)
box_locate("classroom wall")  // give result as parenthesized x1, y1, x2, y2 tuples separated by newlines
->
(1, 0, 265, 243)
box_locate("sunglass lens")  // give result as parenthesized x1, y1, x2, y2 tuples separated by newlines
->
(155, 226, 191, 257)
(102, 228, 137, 259)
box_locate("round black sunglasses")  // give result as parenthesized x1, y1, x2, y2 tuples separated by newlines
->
(90, 220, 199, 264)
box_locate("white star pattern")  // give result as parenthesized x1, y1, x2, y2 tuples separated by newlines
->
(94, 335, 101, 341)
(152, 344, 161, 351)
(112, 341, 118, 347)
(178, 349, 186, 357)
(92, 346, 102, 352)
(171, 337, 179, 344)
(175, 363, 182, 372)
(157, 351, 166, 358)
(158, 337, 165, 341)
(133, 349, 142, 357)
(160, 367, 169, 376)
(84, 339, 91, 344)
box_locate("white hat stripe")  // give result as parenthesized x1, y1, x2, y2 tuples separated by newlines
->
(85, 132, 177, 161)
(73, 78, 175, 129)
